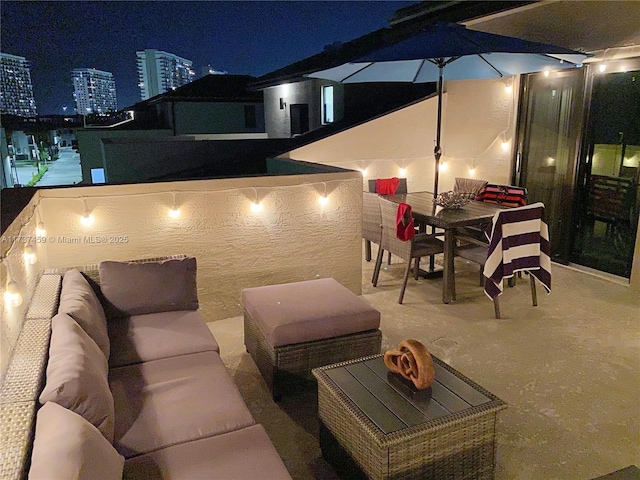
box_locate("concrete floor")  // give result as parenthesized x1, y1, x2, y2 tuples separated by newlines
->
(209, 249, 639, 480)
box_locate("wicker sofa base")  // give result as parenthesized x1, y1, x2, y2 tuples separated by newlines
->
(243, 311, 382, 400)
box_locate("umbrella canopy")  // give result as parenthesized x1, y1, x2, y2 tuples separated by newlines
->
(307, 22, 589, 194)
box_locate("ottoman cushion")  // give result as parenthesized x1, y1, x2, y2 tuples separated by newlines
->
(241, 278, 380, 347)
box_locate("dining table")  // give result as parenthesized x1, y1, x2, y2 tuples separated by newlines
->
(383, 191, 507, 304)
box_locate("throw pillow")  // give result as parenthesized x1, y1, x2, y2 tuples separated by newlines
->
(39, 313, 115, 441)
(59, 269, 110, 359)
(99, 257, 198, 317)
(29, 402, 124, 480)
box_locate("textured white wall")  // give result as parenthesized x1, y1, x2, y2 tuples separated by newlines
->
(284, 76, 518, 193)
(34, 173, 362, 322)
(1, 199, 44, 378)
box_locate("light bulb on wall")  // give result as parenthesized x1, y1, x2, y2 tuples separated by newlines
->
(501, 139, 510, 151)
(81, 198, 94, 226)
(543, 69, 550, 77)
(398, 167, 407, 177)
(599, 64, 607, 73)
(251, 188, 262, 212)
(5, 279, 23, 307)
(23, 244, 37, 265)
(439, 161, 448, 172)
(318, 182, 329, 206)
(36, 221, 46, 238)
(169, 191, 180, 218)
(505, 78, 513, 94)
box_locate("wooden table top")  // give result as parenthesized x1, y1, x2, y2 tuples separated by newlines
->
(317, 355, 506, 435)
(384, 192, 506, 229)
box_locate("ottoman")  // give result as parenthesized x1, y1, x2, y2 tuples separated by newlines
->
(241, 278, 382, 400)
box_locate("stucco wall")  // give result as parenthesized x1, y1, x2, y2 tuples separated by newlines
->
(33, 173, 362, 320)
(0, 198, 44, 378)
(284, 77, 517, 193)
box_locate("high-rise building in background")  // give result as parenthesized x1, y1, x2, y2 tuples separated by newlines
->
(71, 68, 118, 115)
(0, 53, 38, 117)
(137, 49, 195, 100)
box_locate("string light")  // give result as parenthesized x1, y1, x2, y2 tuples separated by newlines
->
(599, 64, 606, 73)
(543, 69, 550, 77)
(501, 138, 510, 151)
(439, 161, 448, 172)
(169, 191, 180, 218)
(80, 198, 94, 226)
(2, 260, 23, 308)
(318, 182, 329, 206)
(23, 244, 37, 265)
(36, 210, 46, 238)
(505, 77, 513, 94)
(251, 187, 262, 212)
(398, 167, 407, 177)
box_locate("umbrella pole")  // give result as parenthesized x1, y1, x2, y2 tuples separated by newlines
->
(434, 64, 444, 196)
(423, 63, 445, 278)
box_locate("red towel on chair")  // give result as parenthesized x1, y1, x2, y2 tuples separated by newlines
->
(376, 177, 400, 195)
(396, 203, 415, 241)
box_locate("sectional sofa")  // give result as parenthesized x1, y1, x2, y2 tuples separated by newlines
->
(0, 255, 291, 479)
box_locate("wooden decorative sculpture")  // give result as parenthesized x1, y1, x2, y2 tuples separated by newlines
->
(383, 339, 435, 390)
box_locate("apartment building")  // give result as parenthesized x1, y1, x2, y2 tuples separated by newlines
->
(71, 68, 118, 115)
(136, 49, 195, 100)
(0, 53, 37, 117)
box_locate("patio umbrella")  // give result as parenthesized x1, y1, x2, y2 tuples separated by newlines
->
(307, 22, 588, 195)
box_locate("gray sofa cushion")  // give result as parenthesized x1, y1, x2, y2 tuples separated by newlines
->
(241, 278, 381, 347)
(59, 269, 110, 359)
(108, 310, 219, 368)
(123, 424, 291, 480)
(39, 313, 115, 442)
(109, 351, 255, 458)
(99, 257, 198, 317)
(29, 402, 124, 480)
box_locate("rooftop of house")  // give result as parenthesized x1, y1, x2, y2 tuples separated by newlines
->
(139, 74, 263, 105)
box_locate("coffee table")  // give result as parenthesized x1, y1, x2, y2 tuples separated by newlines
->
(313, 355, 507, 480)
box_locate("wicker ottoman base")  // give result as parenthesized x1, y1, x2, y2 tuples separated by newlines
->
(243, 311, 381, 400)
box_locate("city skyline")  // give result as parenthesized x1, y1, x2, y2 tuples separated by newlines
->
(1, 1, 414, 115)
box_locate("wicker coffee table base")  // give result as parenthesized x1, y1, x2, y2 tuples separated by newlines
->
(314, 356, 506, 480)
(243, 311, 382, 400)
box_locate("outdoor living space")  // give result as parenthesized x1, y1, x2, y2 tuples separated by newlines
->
(1, 168, 638, 479)
(209, 250, 639, 480)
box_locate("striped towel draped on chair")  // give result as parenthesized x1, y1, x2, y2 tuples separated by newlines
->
(483, 202, 551, 300)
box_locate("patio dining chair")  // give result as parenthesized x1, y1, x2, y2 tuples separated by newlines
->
(368, 178, 408, 195)
(373, 197, 444, 304)
(362, 191, 382, 270)
(453, 177, 488, 200)
(453, 202, 551, 318)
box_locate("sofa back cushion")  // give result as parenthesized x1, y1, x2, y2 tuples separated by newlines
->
(99, 257, 199, 317)
(29, 402, 124, 480)
(59, 269, 110, 359)
(39, 313, 115, 441)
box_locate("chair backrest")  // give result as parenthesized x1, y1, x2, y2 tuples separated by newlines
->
(453, 177, 488, 199)
(368, 178, 408, 194)
(378, 197, 412, 260)
(476, 183, 527, 207)
(484, 202, 551, 297)
(362, 192, 382, 244)
(586, 174, 636, 222)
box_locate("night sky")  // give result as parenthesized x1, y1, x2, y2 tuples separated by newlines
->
(1, 1, 415, 114)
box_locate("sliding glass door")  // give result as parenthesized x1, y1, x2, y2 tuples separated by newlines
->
(516, 68, 586, 263)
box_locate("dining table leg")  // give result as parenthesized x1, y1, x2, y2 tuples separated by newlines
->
(443, 229, 456, 303)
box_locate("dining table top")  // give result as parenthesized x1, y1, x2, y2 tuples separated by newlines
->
(383, 191, 507, 229)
